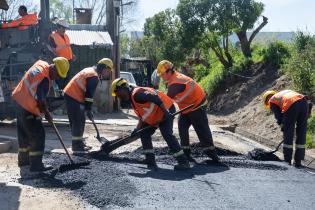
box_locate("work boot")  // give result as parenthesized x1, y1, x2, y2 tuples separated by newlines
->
(72, 141, 92, 154)
(183, 148, 196, 162)
(284, 158, 292, 165)
(18, 152, 30, 167)
(145, 153, 158, 170)
(30, 156, 53, 172)
(204, 148, 220, 163)
(174, 153, 190, 170)
(294, 160, 302, 168)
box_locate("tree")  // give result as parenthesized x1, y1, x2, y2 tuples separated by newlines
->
(50, 0, 72, 22)
(177, 0, 268, 64)
(144, 9, 185, 65)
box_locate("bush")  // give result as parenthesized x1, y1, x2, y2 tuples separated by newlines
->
(307, 115, 315, 148)
(282, 36, 315, 96)
(263, 41, 291, 68)
(199, 63, 225, 97)
(194, 64, 210, 82)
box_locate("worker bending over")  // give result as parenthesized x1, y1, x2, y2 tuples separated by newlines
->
(63, 58, 113, 153)
(111, 78, 190, 170)
(12, 57, 69, 172)
(0, 5, 38, 30)
(263, 90, 309, 167)
(157, 60, 220, 163)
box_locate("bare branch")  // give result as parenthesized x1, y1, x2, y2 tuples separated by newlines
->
(249, 16, 268, 44)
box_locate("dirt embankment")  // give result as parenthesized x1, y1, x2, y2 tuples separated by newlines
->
(208, 62, 291, 145)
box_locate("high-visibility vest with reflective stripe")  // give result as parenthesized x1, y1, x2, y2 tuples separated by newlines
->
(131, 87, 174, 125)
(49, 32, 73, 60)
(64, 67, 99, 103)
(1, 13, 38, 30)
(167, 72, 206, 114)
(12, 60, 51, 116)
(270, 90, 305, 113)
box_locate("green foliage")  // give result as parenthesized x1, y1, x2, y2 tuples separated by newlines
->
(143, 9, 185, 65)
(50, 0, 72, 22)
(177, 0, 265, 61)
(294, 31, 315, 53)
(199, 62, 225, 97)
(120, 33, 129, 57)
(263, 41, 291, 68)
(307, 115, 315, 148)
(282, 32, 315, 96)
(193, 64, 210, 82)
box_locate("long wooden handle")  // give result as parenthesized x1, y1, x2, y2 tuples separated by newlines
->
(105, 104, 195, 153)
(51, 121, 74, 164)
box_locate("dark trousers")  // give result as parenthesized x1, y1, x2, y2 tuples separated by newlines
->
(178, 106, 214, 149)
(283, 99, 308, 161)
(140, 105, 181, 154)
(16, 104, 45, 156)
(64, 94, 86, 141)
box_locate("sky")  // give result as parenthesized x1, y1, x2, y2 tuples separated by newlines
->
(132, 0, 315, 33)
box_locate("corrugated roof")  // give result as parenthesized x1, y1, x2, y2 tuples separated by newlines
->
(0, 0, 9, 11)
(69, 24, 107, 31)
(67, 30, 113, 47)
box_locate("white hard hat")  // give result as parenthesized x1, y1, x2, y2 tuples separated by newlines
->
(56, 19, 69, 28)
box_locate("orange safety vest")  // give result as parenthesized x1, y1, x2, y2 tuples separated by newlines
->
(12, 60, 51, 116)
(63, 67, 99, 103)
(269, 90, 305, 113)
(1, 13, 38, 30)
(49, 32, 73, 60)
(167, 72, 206, 114)
(131, 87, 174, 125)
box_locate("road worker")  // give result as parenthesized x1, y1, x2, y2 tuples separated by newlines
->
(0, 5, 38, 30)
(112, 78, 190, 170)
(48, 19, 74, 61)
(151, 69, 160, 89)
(63, 58, 113, 153)
(263, 90, 309, 167)
(48, 19, 75, 89)
(157, 60, 220, 163)
(12, 57, 69, 172)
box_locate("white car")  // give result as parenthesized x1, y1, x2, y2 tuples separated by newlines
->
(120, 71, 137, 87)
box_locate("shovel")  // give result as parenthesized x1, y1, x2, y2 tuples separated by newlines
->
(89, 116, 109, 144)
(248, 140, 284, 161)
(88, 104, 194, 158)
(50, 121, 90, 173)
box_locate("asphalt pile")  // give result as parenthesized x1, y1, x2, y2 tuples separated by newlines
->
(20, 153, 138, 209)
(104, 143, 287, 171)
(17, 143, 286, 209)
(247, 148, 281, 161)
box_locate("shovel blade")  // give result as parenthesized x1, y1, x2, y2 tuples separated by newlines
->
(58, 161, 90, 173)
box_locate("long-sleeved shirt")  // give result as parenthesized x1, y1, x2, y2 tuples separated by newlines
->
(167, 83, 186, 99)
(270, 103, 283, 125)
(133, 89, 163, 106)
(84, 76, 99, 110)
(36, 77, 49, 101)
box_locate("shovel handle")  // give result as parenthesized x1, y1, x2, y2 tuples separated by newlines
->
(90, 117, 101, 141)
(51, 121, 74, 164)
(104, 104, 195, 153)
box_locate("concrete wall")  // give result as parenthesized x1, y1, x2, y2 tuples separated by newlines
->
(93, 80, 113, 113)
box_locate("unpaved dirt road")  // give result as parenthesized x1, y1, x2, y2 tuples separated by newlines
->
(1, 111, 315, 209)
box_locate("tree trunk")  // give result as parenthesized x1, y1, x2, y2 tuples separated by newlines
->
(237, 31, 252, 57)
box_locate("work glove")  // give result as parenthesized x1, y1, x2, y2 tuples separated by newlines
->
(45, 111, 53, 123)
(86, 110, 94, 121)
(163, 110, 173, 121)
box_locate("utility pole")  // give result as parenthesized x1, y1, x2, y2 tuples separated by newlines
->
(107, 0, 121, 111)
